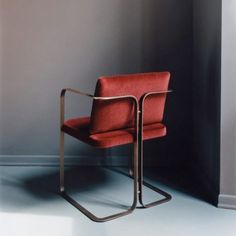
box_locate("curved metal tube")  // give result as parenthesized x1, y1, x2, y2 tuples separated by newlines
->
(60, 88, 139, 222)
(60, 88, 137, 127)
(138, 89, 172, 207)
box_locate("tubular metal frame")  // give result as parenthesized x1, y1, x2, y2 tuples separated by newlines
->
(60, 88, 172, 222)
(138, 91, 172, 208)
(60, 88, 139, 222)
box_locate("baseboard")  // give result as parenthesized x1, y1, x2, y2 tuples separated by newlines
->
(218, 194, 236, 210)
(0, 155, 129, 167)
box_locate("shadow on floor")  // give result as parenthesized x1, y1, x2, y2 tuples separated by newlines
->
(0, 165, 215, 215)
(106, 165, 216, 206)
(23, 167, 113, 200)
(142, 166, 216, 206)
(0, 166, 131, 213)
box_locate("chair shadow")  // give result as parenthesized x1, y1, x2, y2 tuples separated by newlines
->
(0, 166, 130, 214)
(25, 166, 106, 196)
(107, 165, 215, 206)
(142, 166, 216, 205)
(0, 165, 214, 216)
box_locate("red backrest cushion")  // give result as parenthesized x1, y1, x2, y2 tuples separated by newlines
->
(90, 72, 170, 134)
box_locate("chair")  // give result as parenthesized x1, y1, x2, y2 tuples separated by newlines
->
(60, 72, 172, 222)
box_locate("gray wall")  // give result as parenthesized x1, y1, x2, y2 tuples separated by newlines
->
(193, 0, 222, 203)
(219, 0, 236, 208)
(0, 1, 193, 166)
(0, 0, 142, 157)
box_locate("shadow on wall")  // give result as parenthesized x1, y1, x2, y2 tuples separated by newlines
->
(192, 0, 221, 204)
(141, 0, 193, 167)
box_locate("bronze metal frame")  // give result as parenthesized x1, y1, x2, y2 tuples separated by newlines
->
(60, 88, 172, 222)
(138, 91, 172, 208)
(60, 88, 139, 222)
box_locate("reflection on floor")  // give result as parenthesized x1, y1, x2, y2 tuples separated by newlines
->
(0, 166, 236, 236)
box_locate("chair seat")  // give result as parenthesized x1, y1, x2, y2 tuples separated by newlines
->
(62, 117, 166, 148)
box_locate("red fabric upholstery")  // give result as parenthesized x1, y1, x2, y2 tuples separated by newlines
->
(90, 72, 170, 134)
(62, 117, 166, 148)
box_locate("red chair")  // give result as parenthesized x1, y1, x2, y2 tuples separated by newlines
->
(60, 72, 172, 222)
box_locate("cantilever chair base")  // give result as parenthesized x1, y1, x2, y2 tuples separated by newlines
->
(60, 131, 171, 222)
(139, 181, 171, 208)
(109, 167, 171, 209)
(60, 190, 136, 222)
(59, 178, 171, 222)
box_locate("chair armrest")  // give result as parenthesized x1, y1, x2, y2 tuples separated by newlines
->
(60, 88, 94, 127)
(61, 88, 137, 100)
(142, 89, 172, 99)
(60, 88, 139, 101)
(61, 88, 94, 99)
(140, 90, 172, 107)
(60, 88, 139, 133)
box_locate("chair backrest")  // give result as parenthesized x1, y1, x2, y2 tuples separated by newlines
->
(89, 72, 170, 134)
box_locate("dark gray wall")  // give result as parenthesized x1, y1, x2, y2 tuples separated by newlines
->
(141, 0, 193, 166)
(193, 0, 222, 203)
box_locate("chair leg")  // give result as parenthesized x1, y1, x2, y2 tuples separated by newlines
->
(138, 138, 171, 208)
(60, 131, 65, 192)
(59, 131, 139, 222)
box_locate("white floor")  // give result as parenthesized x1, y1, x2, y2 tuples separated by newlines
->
(0, 166, 236, 236)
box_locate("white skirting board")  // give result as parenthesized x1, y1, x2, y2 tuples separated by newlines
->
(218, 194, 236, 210)
(0, 155, 129, 167)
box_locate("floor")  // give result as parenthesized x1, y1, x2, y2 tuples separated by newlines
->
(0, 166, 236, 236)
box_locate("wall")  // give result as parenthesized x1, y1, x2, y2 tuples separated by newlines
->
(193, 0, 222, 203)
(141, 0, 193, 167)
(218, 0, 236, 209)
(0, 0, 193, 166)
(0, 0, 143, 161)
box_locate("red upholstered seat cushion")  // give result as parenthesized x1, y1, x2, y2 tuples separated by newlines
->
(62, 117, 167, 148)
(90, 72, 170, 134)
